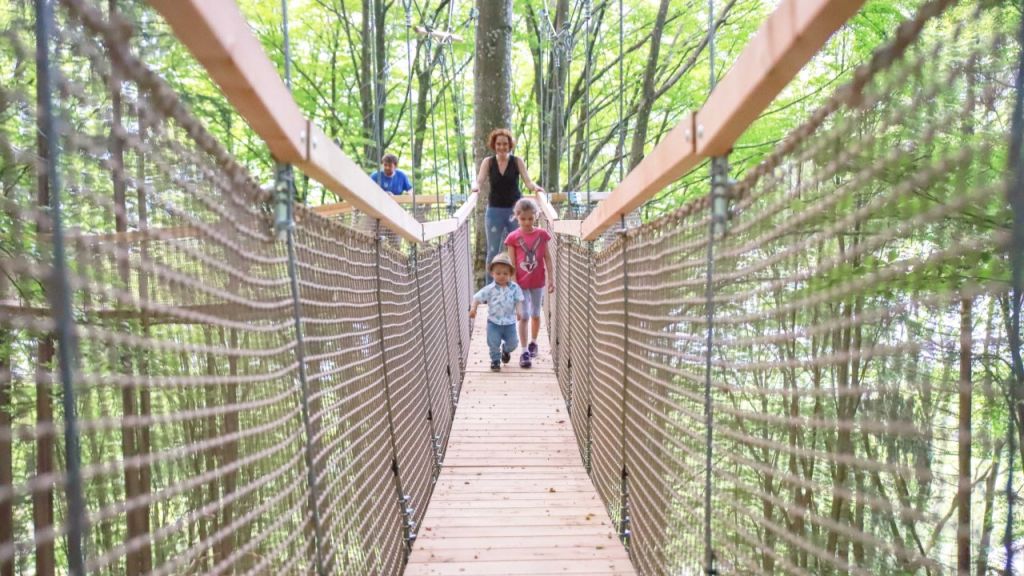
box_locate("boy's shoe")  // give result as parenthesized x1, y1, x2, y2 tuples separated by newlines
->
(519, 351, 532, 369)
(527, 341, 538, 358)
(490, 360, 501, 371)
(500, 344, 511, 364)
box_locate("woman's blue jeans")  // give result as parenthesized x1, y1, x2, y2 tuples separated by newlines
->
(484, 206, 519, 283)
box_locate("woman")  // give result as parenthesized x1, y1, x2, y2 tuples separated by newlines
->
(472, 128, 545, 281)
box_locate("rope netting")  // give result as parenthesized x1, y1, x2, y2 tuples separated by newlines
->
(0, 0, 472, 574)
(550, 0, 1022, 573)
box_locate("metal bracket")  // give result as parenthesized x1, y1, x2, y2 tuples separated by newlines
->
(273, 163, 295, 240)
(709, 156, 732, 239)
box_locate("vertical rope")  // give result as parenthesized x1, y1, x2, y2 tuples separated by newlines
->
(618, 0, 624, 182)
(439, 50, 455, 215)
(585, 240, 596, 472)
(584, 0, 592, 207)
(405, 0, 415, 199)
(35, 1, 86, 572)
(446, 34, 470, 190)
(440, 234, 463, 410)
(373, 221, 416, 554)
(428, 43, 443, 221)
(1004, 4, 1024, 572)
(538, 8, 546, 183)
(618, 216, 631, 550)
(277, 4, 327, 572)
(280, 170, 327, 576)
(369, 0, 386, 194)
(410, 245, 443, 474)
(703, 1, 721, 572)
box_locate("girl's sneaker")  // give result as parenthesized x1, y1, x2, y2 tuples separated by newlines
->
(490, 360, 501, 371)
(519, 351, 532, 368)
(527, 342, 538, 358)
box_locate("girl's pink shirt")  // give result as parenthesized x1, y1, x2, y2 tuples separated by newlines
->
(505, 227, 552, 289)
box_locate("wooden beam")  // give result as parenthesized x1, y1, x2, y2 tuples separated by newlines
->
(423, 220, 458, 242)
(148, 0, 307, 162)
(696, 0, 866, 156)
(581, 114, 696, 240)
(300, 124, 424, 243)
(552, 220, 583, 237)
(452, 193, 478, 227)
(536, 192, 559, 224)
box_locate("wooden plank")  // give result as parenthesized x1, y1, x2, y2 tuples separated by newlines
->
(404, 559, 636, 576)
(422, 219, 458, 241)
(411, 309, 633, 575)
(696, 0, 867, 156)
(414, 534, 618, 549)
(412, 545, 626, 562)
(148, 0, 306, 162)
(419, 525, 615, 539)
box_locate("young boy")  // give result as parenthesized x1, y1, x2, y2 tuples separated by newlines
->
(469, 253, 525, 371)
(505, 198, 554, 369)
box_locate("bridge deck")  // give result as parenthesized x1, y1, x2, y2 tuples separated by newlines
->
(406, 307, 635, 575)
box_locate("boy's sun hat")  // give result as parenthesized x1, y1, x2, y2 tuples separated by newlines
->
(489, 253, 515, 274)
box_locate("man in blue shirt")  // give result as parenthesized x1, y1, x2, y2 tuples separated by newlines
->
(369, 153, 414, 195)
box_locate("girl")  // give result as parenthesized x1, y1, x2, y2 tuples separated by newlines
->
(505, 198, 554, 368)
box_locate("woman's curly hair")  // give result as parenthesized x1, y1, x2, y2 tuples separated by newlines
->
(487, 128, 516, 152)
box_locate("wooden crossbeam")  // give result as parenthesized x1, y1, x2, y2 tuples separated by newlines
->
(422, 193, 478, 241)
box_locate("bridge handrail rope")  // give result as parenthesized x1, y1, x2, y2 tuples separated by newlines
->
(543, 0, 1022, 573)
(1, 0, 1021, 573)
(0, 1, 474, 575)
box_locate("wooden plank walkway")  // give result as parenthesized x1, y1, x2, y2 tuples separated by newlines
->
(406, 308, 635, 575)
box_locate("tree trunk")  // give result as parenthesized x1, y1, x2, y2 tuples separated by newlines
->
(216, 329, 239, 568)
(34, 338, 55, 576)
(360, 0, 379, 165)
(34, 27, 56, 573)
(473, 0, 513, 286)
(976, 441, 1002, 576)
(958, 297, 972, 575)
(0, 331, 11, 576)
(107, 3, 150, 568)
(541, 0, 570, 193)
(627, 0, 670, 170)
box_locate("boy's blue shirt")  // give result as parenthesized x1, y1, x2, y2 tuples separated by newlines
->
(473, 282, 524, 325)
(369, 169, 413, 195)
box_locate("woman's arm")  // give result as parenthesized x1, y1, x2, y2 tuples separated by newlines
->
(516, 157, 544, 193)
(471, 157, 489, 193)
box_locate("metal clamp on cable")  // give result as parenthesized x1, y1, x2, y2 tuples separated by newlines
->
(274, 163, 295, 241)
(709, 156, 732, 239)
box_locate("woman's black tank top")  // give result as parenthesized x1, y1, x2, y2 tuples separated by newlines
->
(488, 155, 521, 208)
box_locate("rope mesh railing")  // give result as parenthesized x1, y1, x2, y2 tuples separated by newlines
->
(0, 0, 472, 574)
(550, 0, 1021, 573)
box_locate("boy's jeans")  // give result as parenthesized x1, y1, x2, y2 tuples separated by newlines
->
(486, 320, 518, 362)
